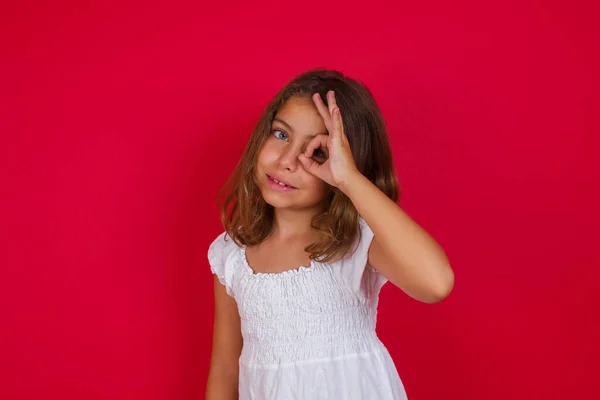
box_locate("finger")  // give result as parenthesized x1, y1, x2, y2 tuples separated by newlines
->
(312, 93, 334, 132)
(304, 134, 329, 158)
(327, 90, 337, 116)
(298, 153, 323, 177)
(323, 106, 343, 143)
(332, 107, 345, 141)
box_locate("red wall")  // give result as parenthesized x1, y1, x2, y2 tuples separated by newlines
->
(1, 1, 598, 399)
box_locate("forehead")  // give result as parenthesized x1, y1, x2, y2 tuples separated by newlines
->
(274, 96, 326, 134)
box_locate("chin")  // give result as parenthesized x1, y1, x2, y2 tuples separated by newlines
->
(258, 188, 315, 211)
(261, 191, 300, 209)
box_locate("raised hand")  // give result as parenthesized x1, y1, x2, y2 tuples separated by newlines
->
(298, 90, 360, 190)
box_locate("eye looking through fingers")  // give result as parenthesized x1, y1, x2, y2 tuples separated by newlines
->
(312, 147, 328, 163)
(304, 134, 329, 164)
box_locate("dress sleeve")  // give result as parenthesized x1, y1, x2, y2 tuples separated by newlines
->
(207, 231, 236, 296)
(344, 217, 388, 296)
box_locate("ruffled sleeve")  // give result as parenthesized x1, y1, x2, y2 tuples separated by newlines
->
(343, 217, 388, 296)
(207, 231, 237, 297)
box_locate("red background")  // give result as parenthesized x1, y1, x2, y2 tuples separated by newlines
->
(1, 0, 598, 399)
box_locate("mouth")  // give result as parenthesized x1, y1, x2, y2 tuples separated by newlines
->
(266, 174, 297, 190)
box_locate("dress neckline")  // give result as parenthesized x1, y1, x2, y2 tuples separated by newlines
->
(239, 246, 318, 278)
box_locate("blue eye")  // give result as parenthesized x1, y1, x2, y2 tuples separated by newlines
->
(273, 129, 288, 141)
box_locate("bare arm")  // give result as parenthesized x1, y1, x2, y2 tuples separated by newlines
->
(206, 276, 242, 399)
(342, 172, 455, 304)
(302, 91, 454, 303)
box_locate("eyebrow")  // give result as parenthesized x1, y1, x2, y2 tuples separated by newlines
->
(272, 117, 328, 139)
(273, 117, 294, 133)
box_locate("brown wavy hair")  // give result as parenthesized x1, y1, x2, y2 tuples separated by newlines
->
(219, 69, 400, 263)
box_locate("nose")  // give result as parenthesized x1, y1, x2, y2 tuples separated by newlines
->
(277, 145, 301, 172)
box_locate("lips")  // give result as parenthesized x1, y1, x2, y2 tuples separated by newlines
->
(267, 174, 296, 189)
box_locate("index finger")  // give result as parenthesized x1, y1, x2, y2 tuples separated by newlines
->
(312, 93, 334, 132)
(326, 90, 337, 115)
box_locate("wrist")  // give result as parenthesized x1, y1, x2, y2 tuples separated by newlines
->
(338, 169, 365, 196)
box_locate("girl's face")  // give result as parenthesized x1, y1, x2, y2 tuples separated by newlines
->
(255, 96, 331, 211)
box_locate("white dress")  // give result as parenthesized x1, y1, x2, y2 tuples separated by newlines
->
(208, 217, 407, 400)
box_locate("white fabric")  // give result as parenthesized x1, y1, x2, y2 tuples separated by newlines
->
(208, 217, 407, 399)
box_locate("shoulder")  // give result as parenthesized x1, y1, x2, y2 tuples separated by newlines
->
(349, 216, 387, 292)
(208, 231, 243, 297)
(335, 216, 386, 293)
(358, 216, 370, 230)
(208, 231, 240, 267)
(209, 231, 230, 251)
(337, 216, 374, 263)
(357, 216, 375, 247)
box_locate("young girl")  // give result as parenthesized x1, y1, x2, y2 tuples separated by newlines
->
(206, 69, 454, 399)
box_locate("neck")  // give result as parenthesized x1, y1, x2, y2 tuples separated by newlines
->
(271, 207, 321, 240)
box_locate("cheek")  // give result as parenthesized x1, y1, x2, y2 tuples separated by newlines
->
(257, 141, 279, 166)
(303, 174, 330, 197)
